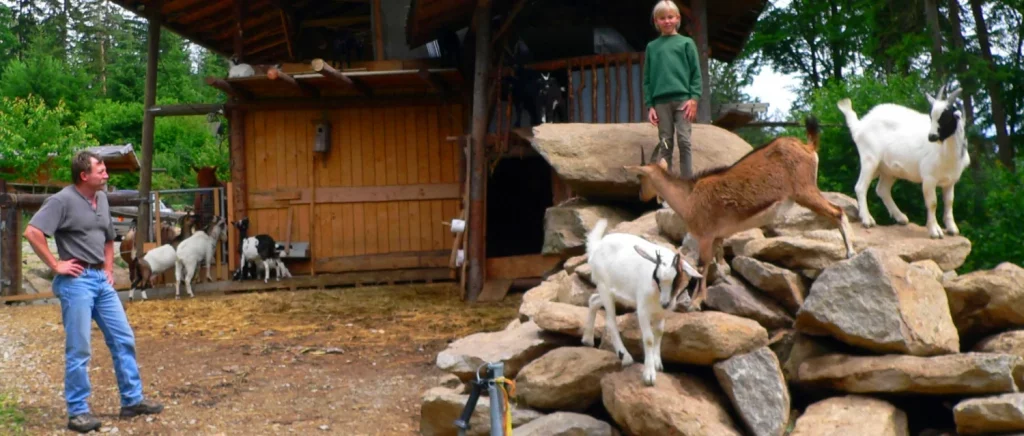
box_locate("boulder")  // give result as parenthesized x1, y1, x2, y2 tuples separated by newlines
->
(609, 210, 668, 245)
(655, 208, 688, 243)
(795, 248, 959, 356)
(618, 311, 769, 366)
(563, 255, 588, 275)
(435, 321, 569, 381)
(731, 256, 808, 313)
(542, 198, 635, 255)
(601, 366, 742, 436)
(974, 330, 1024, 360)
(738, 233, 851, 272)
(705, 275, 794, 331)
(419, 387, 543, 436)
(723, 228, 764, 258)
(790, 395, 909, 436)
(763, 192, 860, 236)
(768, 330, 836, 383)
(520, 122, 753, 201)
(556, 273, 597, 307)
(514, 347, 620, 412)
(532, 301, 617, 339)
(513, 412, 618, 436)
(713, 347, 790, 436)
(520, 271, 567, 321)
(910, 259, 945, 281)
(944, 262, 1024, 338)
(953, 393, 1024, 435)
(797, 352, 1024, 395)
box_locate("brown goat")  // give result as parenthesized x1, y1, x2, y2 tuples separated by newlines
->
(624, 116, 855, 311)
(121, 212, 196, 284)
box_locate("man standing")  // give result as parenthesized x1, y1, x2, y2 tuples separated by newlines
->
(23, 150, 163, 433)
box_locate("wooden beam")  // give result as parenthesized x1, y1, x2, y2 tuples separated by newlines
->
(279, 9, 295, 59)
(490, 0, 529, 45)
(247, 184, 461, 209)
(371, 0, 384, 60)
(0, 185, 21, 297)
(311, 59, 373, 96)
(315, 251, 450, 273)
(228, 108, 247, 271)
(417, 68, 452, 97)
(205, 77, 253, 100)
(485, 254, 563, 280)
(300, 16, 372, 29)
(692, 0, 711, 123)
(0, 192, 141, 210)
(267, 67, 319, 97)
(137, 12, 162, 260)
(467, 0, 492, 301)
(147, 103, 224, 117)
(233, 0, 246, 60)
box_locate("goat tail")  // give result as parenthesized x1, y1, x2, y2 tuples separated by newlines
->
(805, 115, 821, 152)
(586, 219, 609, 257)
(836, 98, 860, 132)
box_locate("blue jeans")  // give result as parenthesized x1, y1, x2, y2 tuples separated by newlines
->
(53, 268, 143, 417)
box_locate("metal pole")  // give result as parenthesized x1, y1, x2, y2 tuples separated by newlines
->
(487, 362, 504, 435)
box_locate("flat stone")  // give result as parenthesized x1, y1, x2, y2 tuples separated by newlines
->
(713, 347, 790, 436)
(954, 393, 1024, 435)
(944, 262, 1024, 338)
(435, 321, 569, 381)
(731, 256, 807, 313)
(790, 395, 908, 436)
(514, 347, 621, 412)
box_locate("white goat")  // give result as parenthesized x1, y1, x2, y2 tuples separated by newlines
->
(174, 216, 227, 299)
(128, 245, 176, 302)
(837, 84, 969, 238)
(581, 219, 702, 386)
(228, 57, 255, 78)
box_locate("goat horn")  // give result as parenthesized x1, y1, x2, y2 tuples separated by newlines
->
(937, 82, 948, 101)
(947, 88, 963, 103)
(640, 145, 646, 165)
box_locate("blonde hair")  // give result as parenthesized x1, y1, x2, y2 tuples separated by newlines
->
(652, 1, 681, 31)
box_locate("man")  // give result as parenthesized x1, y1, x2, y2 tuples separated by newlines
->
(23, 150, 163, 433)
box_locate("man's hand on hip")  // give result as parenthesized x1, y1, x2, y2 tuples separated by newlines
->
(104, 267, 115, 286)
(54, 260, 84, 277)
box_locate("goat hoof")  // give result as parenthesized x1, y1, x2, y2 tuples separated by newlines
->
(619, 352, 634, 366)
(581, 337, 595, 347)
(642, 367, 657, 386)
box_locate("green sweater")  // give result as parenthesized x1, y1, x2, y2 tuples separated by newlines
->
(643, 34, 703, 108)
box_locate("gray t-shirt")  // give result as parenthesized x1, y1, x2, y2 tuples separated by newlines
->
(28, 185, 115, 265)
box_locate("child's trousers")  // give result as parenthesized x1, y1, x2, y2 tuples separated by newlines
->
(653, 101, 694, 179)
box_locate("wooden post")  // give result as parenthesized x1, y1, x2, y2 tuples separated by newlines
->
(226, 181, 237, 274)
(0, 181, 22, 297)
(371, 0, 385, 61)
(466, 0, 492, 301)
(136, 12, 162, 262)
(308, 151, 316, 276)
(154, 191, 162, 245)
(229, 108, 247, 251)
(691, 0, 711, 124)
(213, 188, 224, 280)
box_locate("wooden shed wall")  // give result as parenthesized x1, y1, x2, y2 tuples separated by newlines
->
(243, 101, 465, 275)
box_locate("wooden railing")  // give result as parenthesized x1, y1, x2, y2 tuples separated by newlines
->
(490, 52, 646, 154)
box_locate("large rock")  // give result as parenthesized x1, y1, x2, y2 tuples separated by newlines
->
(974, 330, 1024, 359)
(655, 208, 688, 243)
(513, 412, 618, 436)
(768, 330, 836, 383)
(705, 275, 794, 331)
(953, 393, 1024, 435)
(609, 210, 674, 249)
(739, 224, 972, 274)
(532, 301, 615, 339)
(602, 366, 742, 436)
(542, 198, 635, 255)
(521, 122, 753, 201)
(619, 311, 769, 366)
(944, 262, 1024, 338)
(731, 256, 808, 313)
(790, 395, 909, 436)
(419, 387, 543, 436)
(724, 228, 764, 258)
(795, 248, 959, 356)
(519, 272, 567, 321)
(514, 347, 620, 412)
(436, 321, 569, 381)
(797, 352, 1024, 395)
(556, 273, 597, 307)
(763, 192, 859, 236)
(713, 347, 790, 436)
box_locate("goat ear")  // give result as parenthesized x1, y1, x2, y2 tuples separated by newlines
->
(633, 245, 658, 263)
(680, 258, 702, 278)
(946, 88, 962, 103)
(925, 92, 936, 104)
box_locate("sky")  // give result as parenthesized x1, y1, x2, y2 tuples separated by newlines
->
(744, 69, 801, 118)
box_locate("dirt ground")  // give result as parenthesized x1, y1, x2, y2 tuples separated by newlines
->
(0, 283, 522, 435)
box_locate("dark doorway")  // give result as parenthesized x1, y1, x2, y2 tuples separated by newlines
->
(486, 156, 554, 257)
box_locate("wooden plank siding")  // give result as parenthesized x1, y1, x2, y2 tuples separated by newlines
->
(243, 102, 464, 275)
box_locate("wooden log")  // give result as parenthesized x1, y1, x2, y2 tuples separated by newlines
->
(590, 60, 597, 123)
(604, 55, 611, 123)
(267, 67, 319, 97)
(372, 0, 384, 60)
(627, 54, 634, 122)
(0, 192, 141, 210)
(466, 0, 492, 301)
(205, 77, 253, 100)
(154, 191, 162, 245)
(213, 188, 224, 280)
(692, 0, 711, 123)
(137, 14, 161, 261)
(148, 103, 224, 117)
(311, 59, 372, 96)
(229, 108, 247, 256)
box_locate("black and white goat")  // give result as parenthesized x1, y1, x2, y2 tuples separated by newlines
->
(501, 66, 566, 127)
(235, 219, 292, 283)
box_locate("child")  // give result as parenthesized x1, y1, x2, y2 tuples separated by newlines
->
(644, 0, 703, 180)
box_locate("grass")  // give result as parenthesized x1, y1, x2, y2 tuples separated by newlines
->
(0, 392, 26, 435)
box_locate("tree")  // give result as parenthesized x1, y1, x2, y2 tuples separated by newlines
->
(968, 0, 1015, 171)
(0, 95, 96, 183)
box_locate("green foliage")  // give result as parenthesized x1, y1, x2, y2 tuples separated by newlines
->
(804, 74, 1024, 272)
(0, 32, 94, 115)
(0, 392, 26, 435)
(0, 95, 96, 183)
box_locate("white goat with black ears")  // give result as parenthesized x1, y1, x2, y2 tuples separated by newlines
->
(837, 82, 969, 238)
(581, 219, 702, 386)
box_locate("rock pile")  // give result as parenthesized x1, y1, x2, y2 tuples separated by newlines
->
(418, 124, 1021, 435)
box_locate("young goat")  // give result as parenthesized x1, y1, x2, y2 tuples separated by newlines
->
(173, 216, 227, 299)
(127, 214, 197, 302)
(241, 234, 292, 283)
(231, 218, 257, 281)
(624, 116, 856, 311)
(581, 219, 702, 386)
(837, 84, 969, 238)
